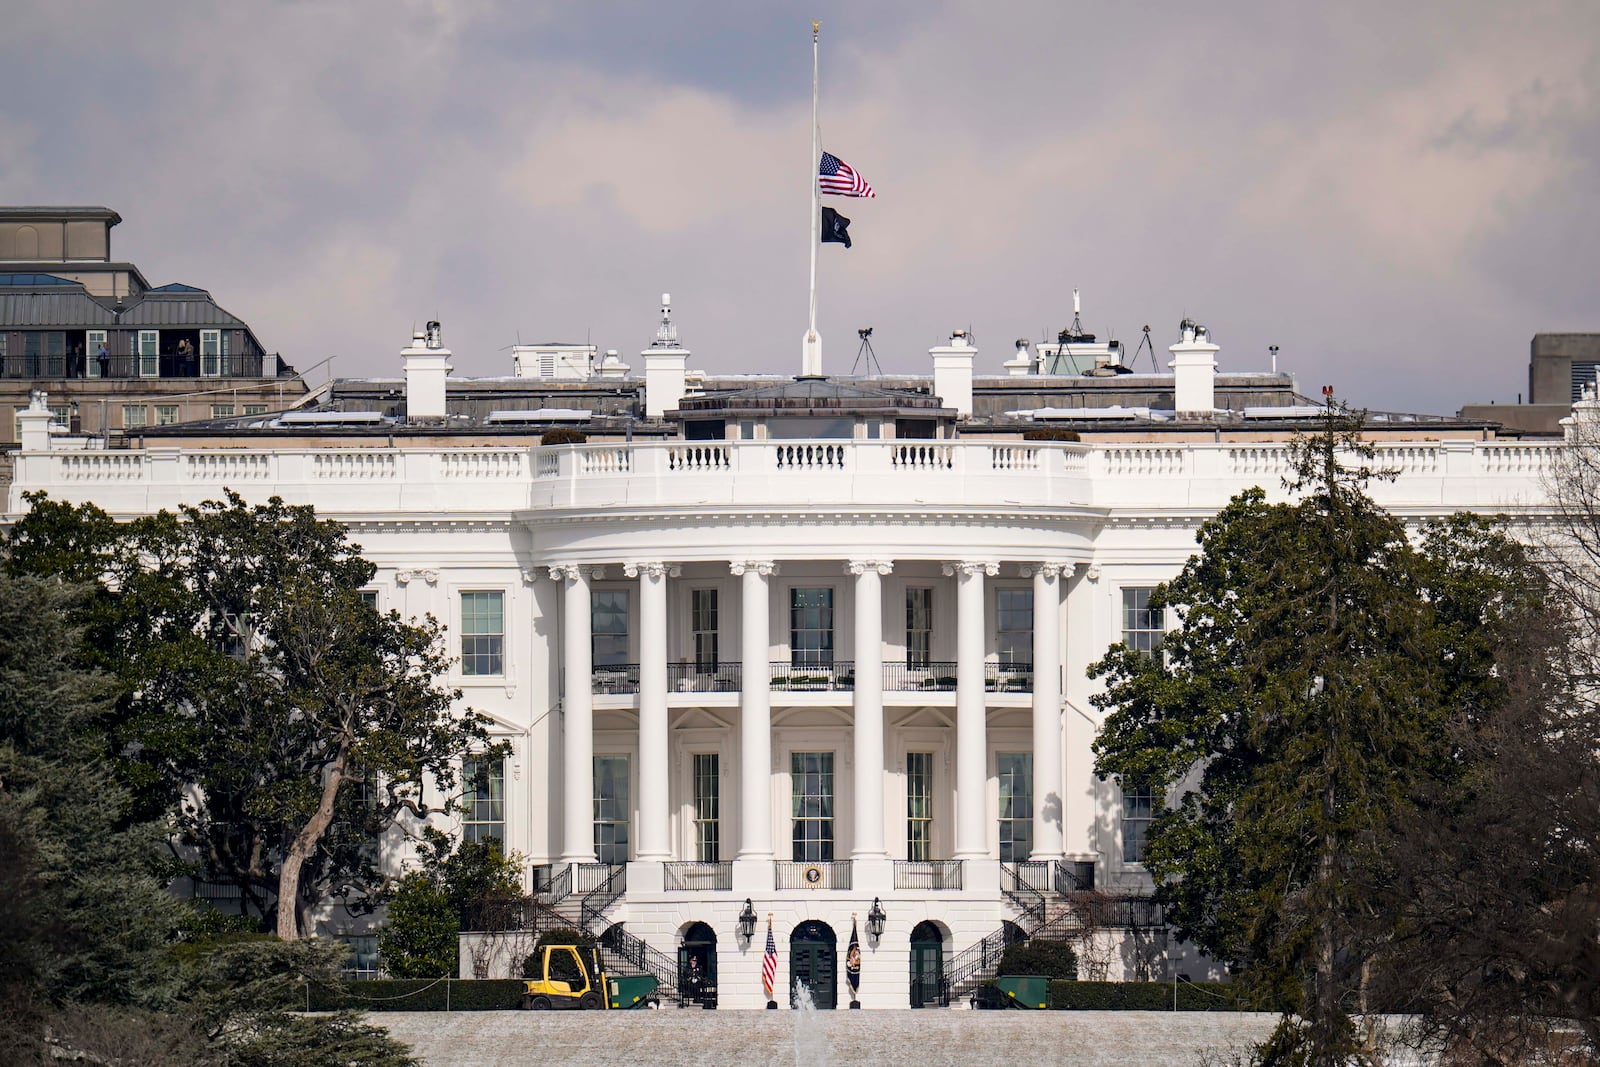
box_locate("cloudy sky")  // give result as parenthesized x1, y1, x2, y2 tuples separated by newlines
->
(5, 1, 1598, 414)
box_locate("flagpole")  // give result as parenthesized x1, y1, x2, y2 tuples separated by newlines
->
(803, 19, 822, 377)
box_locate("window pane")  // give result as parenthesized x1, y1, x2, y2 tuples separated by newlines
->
(594, 755, 630, 863)
(998, 753, 1033, 862)
(122, 404, 148, 429)
(693, 753, 720, 862)
(997, 589, 1033, 667)
(1122, 588, 1163, 655)
(907, 751, 933, 862)
(790, 588, 834, 669)
(591, 590, 630, 667)
(906, 588, 932, 669)
(155, 405, 179, 426)
(692, 589, 719, 670)
(461, 756, 505, 844)
(1122, 783, 1156, 864)
(790, 751, 834, 862)
(461, 591, 504, 676)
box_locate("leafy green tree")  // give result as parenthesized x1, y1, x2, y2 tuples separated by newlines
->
(1089, 405, 1545, 1065)
(4, 492, 505, 940)
(378, 827, 523, 978)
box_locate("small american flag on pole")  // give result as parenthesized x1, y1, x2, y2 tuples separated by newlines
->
(761, 916, 778, 1004)
(819, 151, 875, 198)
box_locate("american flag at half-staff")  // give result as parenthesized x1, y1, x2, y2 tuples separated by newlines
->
(762, 916, 778, 1001)
(819, 151, 875, 198)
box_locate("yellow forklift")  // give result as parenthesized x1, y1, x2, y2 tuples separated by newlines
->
(521, 944, 660, 1010)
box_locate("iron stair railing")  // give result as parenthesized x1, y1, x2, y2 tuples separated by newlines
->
(1000, 861, 1047, 928)
(598, 924, 681, 1001)
(579, 863, 627, 932)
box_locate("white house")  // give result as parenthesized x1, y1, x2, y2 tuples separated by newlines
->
(4, 307, 1557, 1009)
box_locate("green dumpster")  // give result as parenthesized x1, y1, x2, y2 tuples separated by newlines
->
(994, 975, 1050, 1010)
(608, 974, 661, 1009)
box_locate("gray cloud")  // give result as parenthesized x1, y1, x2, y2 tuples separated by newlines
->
(5, 1, 1597, 413)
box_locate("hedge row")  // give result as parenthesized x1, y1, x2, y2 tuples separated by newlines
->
(310, 979, 525, 1012)
(1047, 980, 1239, 1011)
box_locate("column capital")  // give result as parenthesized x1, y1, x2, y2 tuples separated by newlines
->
(1017, 562, 1067, 580)
(624, 561, 682, 579)
(943, 560, 998, 578)
(730, 560, 778, 577)
(845, 560, 894, 577)
(546, 563, 592, 582)
(1077, 562, 1101, 582)
(394, 568, 439, 586)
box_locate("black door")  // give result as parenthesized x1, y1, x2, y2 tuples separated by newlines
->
(909, 920, 946, 1008)
(789, 920, 837, 1009)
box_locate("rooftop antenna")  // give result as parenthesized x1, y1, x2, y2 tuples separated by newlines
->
(1070, 288, 1084, 337)
(851, 327, 881, 375)
(1132, 324, 1155, 371)
(1269, 344, 1279, 374)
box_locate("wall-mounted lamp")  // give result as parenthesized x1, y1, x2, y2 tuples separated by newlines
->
(738, 898, 757, 944)
(866, 897, 886, 944)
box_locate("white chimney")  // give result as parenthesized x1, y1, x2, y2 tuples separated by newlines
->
(596, 349, 629, 380)
(931, 329, 976, 417)
(16, 389, 54, 451)
(1168, 319, 1219, 417)
(643, 293, 688, 418)
(1004, 338, 1034, 377)
(402, 320, 452, 421)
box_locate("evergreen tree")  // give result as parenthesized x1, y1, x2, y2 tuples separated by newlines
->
(1089, 404, 1545, 1065)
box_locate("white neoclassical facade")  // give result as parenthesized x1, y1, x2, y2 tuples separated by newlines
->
(3, 319, 1559, 1008)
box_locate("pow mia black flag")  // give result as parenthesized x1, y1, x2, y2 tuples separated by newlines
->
(821, 206, 852, 249)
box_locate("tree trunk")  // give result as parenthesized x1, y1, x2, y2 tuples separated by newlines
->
(276, 754, 346, 940)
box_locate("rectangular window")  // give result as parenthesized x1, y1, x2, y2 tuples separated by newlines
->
(907, 751, 933, 862)
(211, 404, 236, 419)
(243, 403, 268, 416)
(789, 587, 834, 669)
(155, 404, 179, 426)
(594, 755, 630, 864)
(122, 404, 148, 429)
(461, 756, 505, 845)
(996, 589, 1034, 667)
(85, 330, 106, 377)
(138, 331, 159, 377)
(47, 405, 70, 430)
(200, 329, 221, 376)
(1122, 588, 1163, 655)
(693, 753, 720, 862)
(358, 590, 380, 610)
(591, 589, 630, 668)
(44, 332, 65, 376)
(906, 588, 933, 669)
(692, 589, 719, 670)
(1122, 783, 1156, 864)
(791, 751, 835, 862)
(336, 934, 381, 980)
(460, 591, 504, 676)
(998, 753, 1033, 862)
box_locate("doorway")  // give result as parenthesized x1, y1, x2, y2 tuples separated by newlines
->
(909, 920, 947, 1008)
(789, 920, 837, 1009)
(678, 921, 717, 1008)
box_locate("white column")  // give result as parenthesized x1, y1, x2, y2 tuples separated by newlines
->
(947, 561, 996, 859)
(850, 561, 891, 860)
(629, 561, 677, 862)
(1026, 563, 1066, 862)
(733, 561, 776, 860)
(552, 564, 597, 865)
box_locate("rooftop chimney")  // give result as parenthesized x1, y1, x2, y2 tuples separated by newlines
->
(931, 328, 976, 417)
(402, 320, 452, 421)
(1004, 338, 1034, 377)
(643, 293, 688, 418)
(1168, 318, 1219, 418)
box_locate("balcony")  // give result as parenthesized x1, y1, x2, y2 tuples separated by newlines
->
(667, 662, 742, 692)
(768, 661, 854, 691)
(589, 661, 1039, 695)
(591, 663, 639, 694)
(664, 861, 733, 891)
(775, 860, 853, 890)
(893, 860, 965, 890)
(2, 352, 269, 380)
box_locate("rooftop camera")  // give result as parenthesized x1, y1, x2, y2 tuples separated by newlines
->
(858, 327, 873, 339)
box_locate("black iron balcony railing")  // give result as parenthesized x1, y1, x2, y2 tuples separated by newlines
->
(582, 660, 1036, 695)
(663, 861, 733, 891)
(1, 352, 270, 380)
(768, 661, 854, 691)
(883, 662, 959, 691)
(893, 860, 964, 890)
(591, 663, 640, 694)
(667, 662, 742, 692)
(775, 860, 853, 890)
